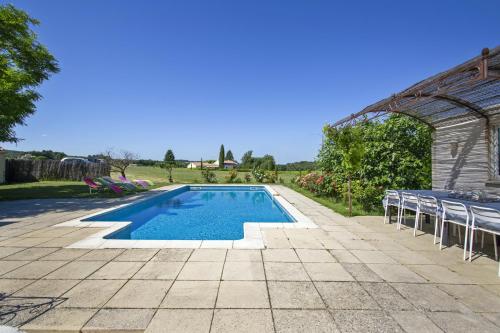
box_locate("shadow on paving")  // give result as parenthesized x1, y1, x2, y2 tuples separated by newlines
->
(0, 295, 65, 327)
(0, 190, 164, 220)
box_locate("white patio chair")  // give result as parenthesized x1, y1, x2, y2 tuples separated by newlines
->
(399, 192, 418, 231)
(440, 200, 469, 260)
(383, 190, 400, 225)
(469, 206, 500, 275)
(417, 195, 440, 242)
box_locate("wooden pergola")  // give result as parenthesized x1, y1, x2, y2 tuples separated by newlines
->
(332, 47, 500, 129)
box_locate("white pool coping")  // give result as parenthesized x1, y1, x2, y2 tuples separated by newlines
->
(54, 184, 318, 249)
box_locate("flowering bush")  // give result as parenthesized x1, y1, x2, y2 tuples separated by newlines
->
(295, 172, 340, 197)
(252, 168, 266, 183)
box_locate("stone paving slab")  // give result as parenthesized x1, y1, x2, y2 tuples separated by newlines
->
(1, 185, 500, 332)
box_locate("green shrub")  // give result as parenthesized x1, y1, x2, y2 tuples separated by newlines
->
(244, 173, 252, 183)
(252, 168, 266, 183)
(201, 169, 217, 183)
(264, 171, 276, 183)
(225, 169, 238, 183)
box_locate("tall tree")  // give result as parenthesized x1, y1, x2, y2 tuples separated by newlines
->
(225, 150, 234, 161)
(163, 149, 175, 182)
(103, 149, 137, 178)
(218, 144, 225, 169)
(241, 150, 253, 168)
(323, 124, 365, 216)
(0, 4, 59, 142)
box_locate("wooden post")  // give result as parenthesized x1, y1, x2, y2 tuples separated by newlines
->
(0, 148, 5, 184)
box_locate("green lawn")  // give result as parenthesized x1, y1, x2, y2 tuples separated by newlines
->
(0, 166, 382, 217)
(285, 183, 383, 217)
(0, 180, 169, 201)
(113, 165, 302, 184)
(0, 167, 301, 201)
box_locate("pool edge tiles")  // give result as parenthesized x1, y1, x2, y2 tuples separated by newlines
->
(54, 184, 318, 249)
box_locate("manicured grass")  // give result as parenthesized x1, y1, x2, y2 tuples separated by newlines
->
(1, 166, 382, 218)
(113, 165, 302, 184)
(0, 180, 167, 201)
(0, 166, 300, 201)
(284, 182, 383, 217)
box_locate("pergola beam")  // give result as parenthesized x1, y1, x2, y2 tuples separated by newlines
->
(331, 46, 500, 129)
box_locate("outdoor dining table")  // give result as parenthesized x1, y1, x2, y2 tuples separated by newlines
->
(388, 189, 500, 245)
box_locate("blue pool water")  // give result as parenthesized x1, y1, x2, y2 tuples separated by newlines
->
(84, 186, 294, 240)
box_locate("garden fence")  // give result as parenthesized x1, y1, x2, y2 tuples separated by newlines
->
(5, 159, 110, 183)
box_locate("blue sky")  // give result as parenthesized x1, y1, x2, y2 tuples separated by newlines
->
(3, 0, 500, 163)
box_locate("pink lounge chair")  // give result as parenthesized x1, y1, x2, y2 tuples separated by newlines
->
(84, 177, 123, 195)
(118, 175, 150, 188)
(83, 177, 102, 194)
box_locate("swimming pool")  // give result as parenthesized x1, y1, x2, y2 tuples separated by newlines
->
(83, 185, 294, 240)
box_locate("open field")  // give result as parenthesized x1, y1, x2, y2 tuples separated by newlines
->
(0, 166, 300, 201)
(0, 166, 382, 216)
(114, 165, 302, 184)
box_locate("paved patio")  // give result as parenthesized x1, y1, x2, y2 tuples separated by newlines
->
(1, 185, 500, 332)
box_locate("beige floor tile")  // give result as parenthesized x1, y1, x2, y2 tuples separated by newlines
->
(161, 280, 219, 308)
(360, 282, 414, 310)
(296, 249, 336, 263)
(263, 236, 292, 248)
(437, 284, 500, 312)
(177, 261, 223, 280)
(113, 248, 159, 261)
(329, 250, 361, 263)
(351, 250, 397, 264)
(338, 239, 377, 250)
(82, 308, 155, 332)
(133, 261, 184, 280)
(189, 249, 226, 261)
(367, 264, 426, 283)
(409, 264, 472, 284)
(21, 308, 97, 333)
(332, 310, 404, 333)
(1, 237, 52, 247)
(264, 262, 310, 281)
(2, 247, 59, 261)
(427, 311, 499, 333)
(262, 249, 299, 262)
(216, 281, 269, 308)
(390, 311, 443, 333)
(222, 261, 265, 280)
(0, 247, 24, 259)
(105, 280, 172, 308)
(226, 249, 262, 262)
(35, 237, 85, 248)
(303, 263, 354, 281)
(2, 261, 67, 279)
(0, 278, 35, 295)
(152, 248, 193, 262)
(289, 237, 325, 249)
(88, 261, 144, 279)
(318, 238, 346, 250)
(383, 250, 436, 265)
(273, 310, 338, 333)
(145, 309, 212, 333)
(76, 248, 124, 261)
(211, 309, 274, 333)
(44, 261, 106, 279)
(61, 279, 127, 308)
(14, 279, 80, 297)
(40, 248, 90, 261)
(268, 281, 324, 309)
(340, 263, 384, 282)
(0, 260, 30, 276)
(391, 283, 472, 312)
(315, 282, 380, 310)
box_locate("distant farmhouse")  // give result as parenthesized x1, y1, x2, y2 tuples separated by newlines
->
(187, 160, 239, 169)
